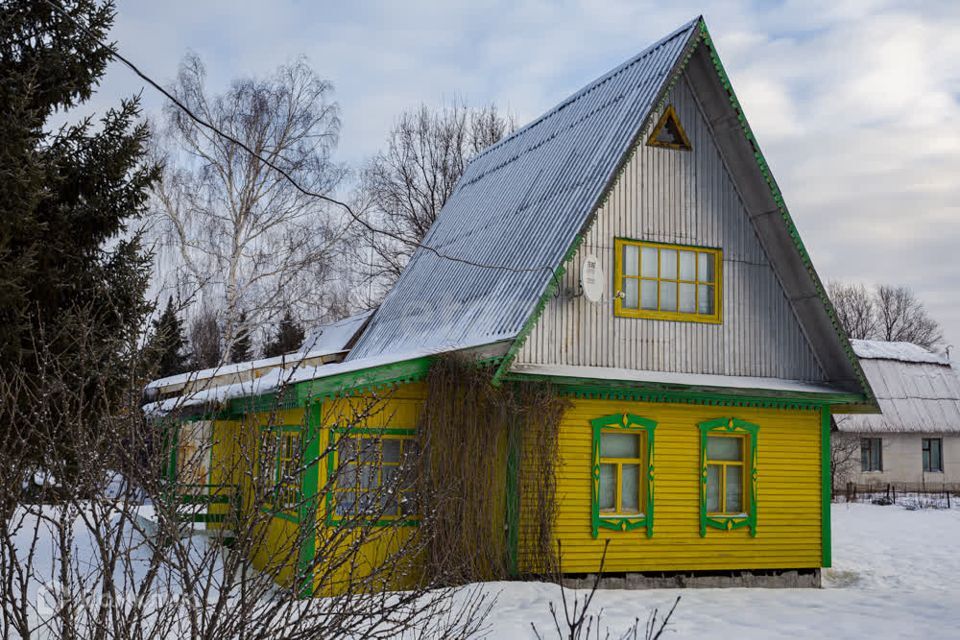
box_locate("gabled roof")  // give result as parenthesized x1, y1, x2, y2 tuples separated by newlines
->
(349, 18, 701, 360)
(839, 341, 960, 433)
(348, 17, 874, 407)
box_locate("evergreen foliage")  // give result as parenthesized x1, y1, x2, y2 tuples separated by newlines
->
(0, 0, 159, 462)
(149, 297, 188, 378)
(229, 311, 252, 363)
(262, 310, 305, 357)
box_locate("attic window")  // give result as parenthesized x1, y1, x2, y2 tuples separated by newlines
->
(646, 105, 691, 150)
(614, 238, 721, 324)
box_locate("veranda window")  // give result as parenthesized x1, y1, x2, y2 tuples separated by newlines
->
(259, 427, 302, 514)
(328, 429, 418, 525)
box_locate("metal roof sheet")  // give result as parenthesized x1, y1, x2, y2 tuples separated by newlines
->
(839, 350, 960, 433)
(348, 19, 700, 360)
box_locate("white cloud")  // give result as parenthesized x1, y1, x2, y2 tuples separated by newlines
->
(91, 0, 960, 347)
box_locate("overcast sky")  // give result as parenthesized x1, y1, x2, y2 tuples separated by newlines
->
(85, 0, 960, 349)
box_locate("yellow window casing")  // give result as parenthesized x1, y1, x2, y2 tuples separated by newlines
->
(614, 238, 722, 324)
(705, 433, 746, 517)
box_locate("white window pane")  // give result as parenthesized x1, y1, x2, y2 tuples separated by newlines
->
(726, 466, 743, 513)
(623, 278, 639, 309)
(601, 432, 639, 458)
(660, 249, 677, 279)
(707, 436, 742, 461)
(599, 464, 616, 511)
(641, 247, 658, 277)
(359, 466, 377, 490)
(698, 284, 715, 315)
(698, 252, 715, 283)
(621, 464, 640, 513)
(706, 465, 720, 513)
(338, 436, 357, 462)
(623, 244, 639, 276)
(659, 281, 677, 311)
(383, 439, 401, 463)
(336, 491, 356, 516)
(640, 280, 658, 310)
(679, 283, 696, 313)
(679, 250, 696, 280)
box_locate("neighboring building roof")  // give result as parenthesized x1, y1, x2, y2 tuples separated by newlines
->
(348, 19, 700, 360)
(839, 340, 960, 433)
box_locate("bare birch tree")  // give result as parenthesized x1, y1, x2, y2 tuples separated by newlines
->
(828, 281, 943, 349)
(356, 101, 514, 302)
(151, 53, 350, 360)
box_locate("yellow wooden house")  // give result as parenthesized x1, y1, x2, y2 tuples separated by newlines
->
(148, 17, 877, 593)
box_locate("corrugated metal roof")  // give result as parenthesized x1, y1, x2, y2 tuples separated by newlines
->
(839, 343, 960, 433)
(348, 18, 700, 360)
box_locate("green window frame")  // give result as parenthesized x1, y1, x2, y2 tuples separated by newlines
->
(258, 425, 303, 521)
(698, 417, 758, 537)
(590, 413, 656, 538)
(922, 437, 943, 473)
(614, 238, 722, 324)
(325, 426, 419, 528)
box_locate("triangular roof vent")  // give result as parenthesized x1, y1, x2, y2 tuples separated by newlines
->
(647, 104, 691, 150)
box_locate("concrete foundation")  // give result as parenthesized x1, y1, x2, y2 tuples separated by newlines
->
(561, 568, 821, 589)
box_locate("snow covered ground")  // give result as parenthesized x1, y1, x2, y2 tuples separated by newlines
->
(478, 503, 960, 639)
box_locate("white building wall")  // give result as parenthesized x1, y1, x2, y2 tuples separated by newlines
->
(845, 432, 960, 490)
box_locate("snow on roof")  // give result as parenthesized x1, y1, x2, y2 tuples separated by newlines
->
(145, 311, 372, 391)
(143, 336, 511, 417)
(850, 339, 949, 365)
(839, 341, 960, 434)
(301, 310, 372, 354)
(509, 364, 849, 396)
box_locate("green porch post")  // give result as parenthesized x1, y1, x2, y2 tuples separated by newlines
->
(297, 400, 322, 598)
(821, 405, 832, 568)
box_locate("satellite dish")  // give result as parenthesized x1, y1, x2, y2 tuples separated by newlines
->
(580, 254, 604, 303)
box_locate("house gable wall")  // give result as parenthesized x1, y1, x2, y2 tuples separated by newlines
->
(515, 73, 826, 382)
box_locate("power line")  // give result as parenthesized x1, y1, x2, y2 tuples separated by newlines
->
(42, 0, 557, 280)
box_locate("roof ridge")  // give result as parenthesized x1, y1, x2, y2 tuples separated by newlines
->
(466, 16, 702, 166)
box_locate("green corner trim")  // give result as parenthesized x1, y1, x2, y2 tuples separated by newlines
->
(297, 400, 322, 598)
(821, 406, 832, 567)
(695, 20, 874, 408)
(698, 417, 758, 537)
(324, 426, 420, 529)
(590, 413, 657, 539)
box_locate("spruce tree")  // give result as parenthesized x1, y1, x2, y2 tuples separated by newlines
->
(150, 298, 188, 378)
(229, 311, 253, 363)
(1, 0, 160, 462)
(262, 310, 305, 358)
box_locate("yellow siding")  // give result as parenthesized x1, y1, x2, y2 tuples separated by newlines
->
(311, 383, 426, 595)
(521, 399, 822, 573)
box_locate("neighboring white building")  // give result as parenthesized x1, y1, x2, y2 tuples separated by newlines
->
(837, 340, 960, 491)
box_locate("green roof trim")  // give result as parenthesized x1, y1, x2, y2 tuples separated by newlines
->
(696, 20, 875, 409)
(501, 370, 860, 410)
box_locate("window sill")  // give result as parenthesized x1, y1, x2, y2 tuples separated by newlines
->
(260, 506, 299, 523)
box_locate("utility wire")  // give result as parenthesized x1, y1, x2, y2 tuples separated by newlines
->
(43, 0, 558, 280)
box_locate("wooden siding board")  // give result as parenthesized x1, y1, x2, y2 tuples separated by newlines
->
(520, 399, 823, 574)
(515, 74, 825, 383)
